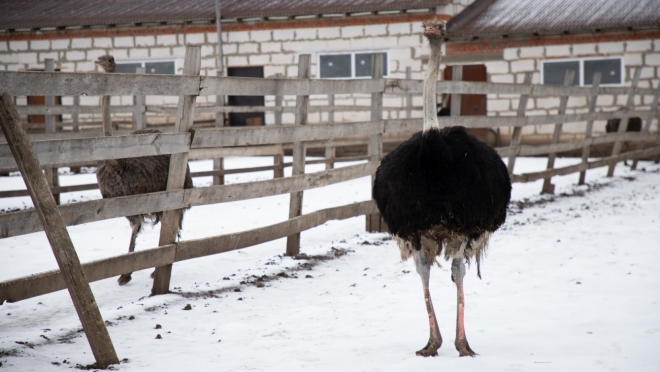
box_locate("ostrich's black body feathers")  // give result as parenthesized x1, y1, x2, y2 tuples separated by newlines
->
(96, 129, 193, 231)
(373, 126, 511, 255)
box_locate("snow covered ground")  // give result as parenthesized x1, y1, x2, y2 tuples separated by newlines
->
(1, 157, 659, 372)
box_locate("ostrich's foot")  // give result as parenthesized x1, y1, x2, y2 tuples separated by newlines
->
(117, 273, 133, 285)
(455, 338, 477, 357)
(416, 338, 441, 357)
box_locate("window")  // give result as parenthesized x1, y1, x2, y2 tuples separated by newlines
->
(319, 51, 388, 78)
(115, 60, 176, 74)
(541, 57, 623, 86)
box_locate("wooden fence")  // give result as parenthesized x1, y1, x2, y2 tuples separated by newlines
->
(1, 50, 660, 305)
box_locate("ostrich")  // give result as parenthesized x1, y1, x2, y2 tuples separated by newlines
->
(94, 55, 193, 285)
(372, 21, 511, 357)
(606, 116, 642, 165)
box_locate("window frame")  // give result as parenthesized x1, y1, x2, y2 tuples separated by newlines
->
(540, 56, 624, 86)
(317, 50, 389, 79)
(115, 59, 178, 75)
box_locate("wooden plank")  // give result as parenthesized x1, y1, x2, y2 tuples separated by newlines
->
(496, 131, 657, 158)
(188, 145, 283, 159)
(286, 54, 310, 256)
(0, 162, 375, 239)
(2, 70, 658, 98)
(15, 105, 138, 115)
(133, 66, 146, 130)
(608, 67, 641, 177)
(450, 65, 463, 122)
(43, 59, 60, 205)
(578, 73, 602, 185)
(274, 73, 285, 179)
(541, 69, 575, 194)
(201, 75, 384, 96)
(506, 72, 532, 176)
(1, 201, 378, 304)
(213, 66, 225, 186)
(0, 71, 200, 96)
(0, 182, 99, 198)
(152, 46, 201, 295)
(177, 200, 378, 261)
(366, 53, 385, 233)
(0, 93, 119, 368)
(191, 120, 385, 148)
(0, 245, 176, 304)
(513, 146, 660, 184)
(325, 93, 336, 170)
(0, 132, 191, 170)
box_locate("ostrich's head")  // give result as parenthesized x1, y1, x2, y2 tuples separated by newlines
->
(422, 19, 446, 45)
(95, 55, 116, 73)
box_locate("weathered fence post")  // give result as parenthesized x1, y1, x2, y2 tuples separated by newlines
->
(450, 65, 463, 120)
(366, 53, 385, 232)
(151, 46, 201, 295)
(0, 93, 119, 368)
(578, 72, 602, 185)
(273, 73, 285, 178)
(133, 66, 146, 130)
(43, 59, 60, 204)
(325, 94, 335, 170)
(285, 55, 310, 256)
(608, 67, 641, 177)
(69, 95, 82, 174)
(632, 80, 660, 169)
(213, 70, 226, 186)
(541, 69, 575, 194)
(507, 72, 532, 176)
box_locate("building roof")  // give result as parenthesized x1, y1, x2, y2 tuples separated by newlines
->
(0, 0, 449, 30)
(446, 0, 660, 39)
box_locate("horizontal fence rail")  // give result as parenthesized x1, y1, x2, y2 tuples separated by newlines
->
(2, 71, 658, 97)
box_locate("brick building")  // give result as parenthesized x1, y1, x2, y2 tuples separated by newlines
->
(443, 0, 660, 139)
(0, 0, 473, 127)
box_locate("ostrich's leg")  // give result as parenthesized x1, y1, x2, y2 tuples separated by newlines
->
(451, 258, 477, 356)
(118, 217, 142, 285)
(412, 248, 442, 357)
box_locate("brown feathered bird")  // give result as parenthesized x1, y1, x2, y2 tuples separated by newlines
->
(95, 55, 193, 285)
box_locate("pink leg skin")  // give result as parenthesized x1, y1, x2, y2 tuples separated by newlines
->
(413, 249, 442, 357)
(452, 258, 477, 357)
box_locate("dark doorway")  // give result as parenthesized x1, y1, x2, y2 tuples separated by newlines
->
(443, 65, 498, 146)
(443, 65, 487, 116)
(227, 66, 265, 127)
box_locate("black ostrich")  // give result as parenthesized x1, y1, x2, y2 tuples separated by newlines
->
(372, 21, 511, 357)
(94, 55, 193, 285)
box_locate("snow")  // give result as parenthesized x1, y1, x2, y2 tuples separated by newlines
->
(1, 156, 659, 371)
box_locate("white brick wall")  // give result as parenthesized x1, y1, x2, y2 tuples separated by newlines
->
(114, 37, 134, 48)
(71, 38, 92, 49)
(30, 40, 50, 50)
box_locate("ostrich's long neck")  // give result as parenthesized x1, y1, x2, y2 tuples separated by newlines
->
(423, 40, 443, 132)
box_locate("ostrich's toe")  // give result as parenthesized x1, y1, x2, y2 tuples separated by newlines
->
(455, 339, 477, 357)
(150, 270, 155, 279)
(117, 274, 132, 285)
(416, 338, 441, 357)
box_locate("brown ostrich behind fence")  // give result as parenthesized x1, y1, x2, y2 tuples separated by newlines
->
(94, 55, 193, 285)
